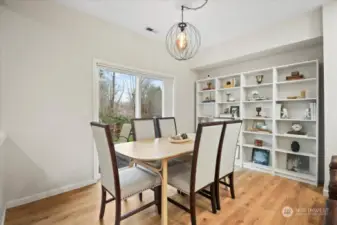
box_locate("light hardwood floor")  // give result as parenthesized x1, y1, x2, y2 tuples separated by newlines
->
(5, 170, 326, 225)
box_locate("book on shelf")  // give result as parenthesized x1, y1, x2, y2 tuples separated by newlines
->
(309, 103, 317, 120)
(276, 104, 282, 119)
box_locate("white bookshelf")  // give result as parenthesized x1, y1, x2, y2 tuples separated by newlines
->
(195, 60, 319, 186)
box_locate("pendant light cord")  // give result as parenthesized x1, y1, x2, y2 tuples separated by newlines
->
(181, 0, 208, 22)
(182, 0, 208, 11)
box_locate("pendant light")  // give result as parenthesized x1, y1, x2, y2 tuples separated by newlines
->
(166, 0, 208, 61)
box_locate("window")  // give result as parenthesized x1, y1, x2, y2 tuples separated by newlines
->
(140, 78, 163, 118)
(99, 68, 136, 137)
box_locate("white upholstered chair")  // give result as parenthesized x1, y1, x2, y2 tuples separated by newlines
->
(215, 120, 242, 210)
(156, 117, 177, 137)
(90, 122, 161, 225)
(167, 121, 225, 225)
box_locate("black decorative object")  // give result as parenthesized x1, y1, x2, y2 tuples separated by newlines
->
(166, 1, 208, 60)
(252, 148, 270, 166)
(256, 107, 262, 117)
(291, 141, 300, 152)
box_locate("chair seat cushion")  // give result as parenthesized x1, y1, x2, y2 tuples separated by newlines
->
(118, 167, 161, 199)
(168, 163, 191, 194)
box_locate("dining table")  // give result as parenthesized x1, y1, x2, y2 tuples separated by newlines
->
(114, 134, 195, 225)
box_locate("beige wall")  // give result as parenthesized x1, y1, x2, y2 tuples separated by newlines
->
(0, 0, 195, 207)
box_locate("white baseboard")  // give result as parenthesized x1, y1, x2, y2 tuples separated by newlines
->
(323, 187, 329, 197)
(7, 179, 99, 208)
(0, 205, 6, 225)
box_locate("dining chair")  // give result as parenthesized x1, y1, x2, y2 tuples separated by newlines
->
(116, 123, 132, 143)
(156, 117, 192, 163)
(90, 122, 162, 225)
(156, 117, 177, 137)
(215, 120, 242, 210)
(167, 121, 226, 225)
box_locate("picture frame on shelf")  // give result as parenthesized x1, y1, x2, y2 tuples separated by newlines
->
(230, 106, 240, 118)
(252, 148, 270, 166)
(286, 154, 310, 173)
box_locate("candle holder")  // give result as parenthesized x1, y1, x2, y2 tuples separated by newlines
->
(256, 75, 264, 84)
(256, 107, 262, 117)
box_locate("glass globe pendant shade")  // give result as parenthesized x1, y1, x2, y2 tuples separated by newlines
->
(166, 22, 201, 61)
(176, 32, 188, 51)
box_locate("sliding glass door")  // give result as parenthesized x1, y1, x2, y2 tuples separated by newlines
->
(99, 68, 136, 137)
(140, 77, 163, 118)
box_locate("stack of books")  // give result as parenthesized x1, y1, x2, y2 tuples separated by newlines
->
(309, 103, 317, 120)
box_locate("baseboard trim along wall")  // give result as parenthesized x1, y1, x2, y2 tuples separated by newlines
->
(7, 179, 99, 208)
(0, 205, 6, 225)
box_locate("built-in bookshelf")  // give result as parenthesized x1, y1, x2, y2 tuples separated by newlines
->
(195, 60, 319, 186)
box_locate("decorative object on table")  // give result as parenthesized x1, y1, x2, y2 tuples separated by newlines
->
(276, 104, 282, 119)
(249, 120, 272, 133)
(254, 139, 263, 147)
(166, 0, 208, 61)
(230, 106, 240, 118)
(252, 148, 270, 166)
(304, 108, 311, 120)
(256, 107, 262, 117)
(169, 133, 192, 143)
(286, 154, 309, 173)
(300, 90, 306, 98)
(287, 123, 307, 136)
(256, 75, 264, 84)
(281, 107, 289, 119)
(291, 141, 300, 152)
(286, 71, 305, 81)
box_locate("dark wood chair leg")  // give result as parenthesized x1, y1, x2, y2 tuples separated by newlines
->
(210, 183, 217, 214)
(115, 197, 121, 225)
(215, 179, 221, 210)
(229, 172, 235, 199)
(99, 186, 107, 219)
(190, 192, 197, 225)
(154, 186, 162, 215)
(139, 193, 143, 201)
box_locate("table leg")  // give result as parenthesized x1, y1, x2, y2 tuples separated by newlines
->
(161, 159, 168, 225)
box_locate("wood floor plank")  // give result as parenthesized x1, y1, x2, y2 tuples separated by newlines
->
(5, 170, 326, 225)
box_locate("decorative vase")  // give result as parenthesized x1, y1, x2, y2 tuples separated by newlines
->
(291, 141, 300, 152)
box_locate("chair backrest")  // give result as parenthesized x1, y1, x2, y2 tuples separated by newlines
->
(218, 121, 242, 178)
(119, 123, 132, 141)
(90, 122, 120, 199)
(131, 118, 157, 141)
(156, 117, 177, 137)
(190, 122, 225, 192)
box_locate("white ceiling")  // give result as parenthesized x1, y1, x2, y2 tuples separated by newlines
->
(56, 0, 331, 48)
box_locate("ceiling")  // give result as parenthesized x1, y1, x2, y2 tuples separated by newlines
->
(56, 0, 331, 48)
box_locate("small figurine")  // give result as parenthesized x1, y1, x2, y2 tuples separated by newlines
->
(281, 108, 289, 119)
(304, 108, 311, 120)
